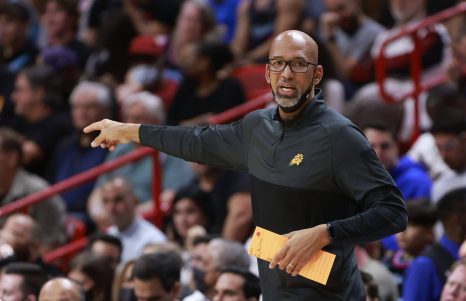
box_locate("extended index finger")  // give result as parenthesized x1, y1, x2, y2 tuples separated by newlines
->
(83, 120, 105, 134)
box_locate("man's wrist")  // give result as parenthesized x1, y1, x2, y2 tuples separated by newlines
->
(127, 123, 141, 143)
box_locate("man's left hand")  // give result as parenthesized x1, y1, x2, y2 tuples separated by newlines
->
(269, 224, 331, 277)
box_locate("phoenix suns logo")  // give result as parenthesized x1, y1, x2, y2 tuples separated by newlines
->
(289, 153, 304, 166)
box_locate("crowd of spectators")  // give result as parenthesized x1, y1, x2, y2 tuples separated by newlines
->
(0, 0, 466, 300)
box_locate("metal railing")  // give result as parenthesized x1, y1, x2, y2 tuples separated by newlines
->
(0, 147, 161, 264)
(375, 2, 466, 144)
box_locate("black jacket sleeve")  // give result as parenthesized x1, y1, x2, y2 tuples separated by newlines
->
(330, 125, 408, 244)
(138, 119, 251, 171)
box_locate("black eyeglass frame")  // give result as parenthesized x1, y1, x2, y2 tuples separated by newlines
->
(267, 59, 318, 73)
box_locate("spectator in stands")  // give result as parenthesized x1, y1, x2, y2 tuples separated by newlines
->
(440, 257, 466, 301)
(7, 64, 73, 176)
(86, 233, 122, 270)
(384, 200, 437, 295)
(407, 84, 464, 181)
(40, 44, 82, 99)
(207, 0, 241, 43)
(186, 235, 214, 293)
(102, 176, 166, 262)
(83, 9, 138, 87)
(132, 251, 182, 301)
(185, 238, 251, 301)
(112, 259, 136, 301)
(213, 267, 261, 301)
(371, 0, 451, 81)
(231, 0, 305, 64)
(165, 0, 216, 78)
(88, 91, 194, 231)
(355, 244, 398, 301)
(0, 2, 38, 123)
(122, 0, 182, 38)
(187, 163, 252, 243)
(300, 0, 326, 36)
(447, 19, 466, 95)
(0, 127, 66, 248)
(68, 251, 114, 301)
(167, 40, 246, 126)
(0, 262, 48, 301)
(363, 122, 432, 200)
(116, 35, 176, 108)
(315, 37, 346, 113)
(40, 0, 91, 69)
(361, 271, 381, 301)
(48, 81, 112, 228)
(431, 110, 466, 202)
(403, 188, 466, 301)
(319, 0, 384, 86)
(460, 238, 466, 258)
(351, 0, 452, 144)
(166, 184, 213, 248)
(39, 277, 85, 301)
(0, 214, 61, 276)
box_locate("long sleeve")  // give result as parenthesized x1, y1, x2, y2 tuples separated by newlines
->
(330, 125, 408, 244)
(139, 119, 252, 171)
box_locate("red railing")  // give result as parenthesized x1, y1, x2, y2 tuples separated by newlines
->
(208, 92, 273, 124)
(0, 147, 161, 264)
(375, 2, 466, 144)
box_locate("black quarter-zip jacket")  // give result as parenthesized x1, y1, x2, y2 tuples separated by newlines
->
(139, 90, 408, 300)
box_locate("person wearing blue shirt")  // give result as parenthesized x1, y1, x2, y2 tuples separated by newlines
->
(363, 123, 432, 201)
(403, 188, 466, 301)
(208, 0, 240, 42)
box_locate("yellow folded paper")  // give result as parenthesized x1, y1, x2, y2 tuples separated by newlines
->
(248, 226, 336, 285)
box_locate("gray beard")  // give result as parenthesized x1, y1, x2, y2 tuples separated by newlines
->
(274, 88, 302, 109)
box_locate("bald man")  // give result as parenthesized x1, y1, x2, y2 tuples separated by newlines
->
(84, 30, 407, 300)
(38, 278, 84, 301)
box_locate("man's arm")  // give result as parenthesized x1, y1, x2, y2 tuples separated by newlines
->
(84, 116, 254, 170)
(330, 125, 408, 244)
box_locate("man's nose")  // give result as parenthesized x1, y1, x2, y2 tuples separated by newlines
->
(281, 64, 294, 78)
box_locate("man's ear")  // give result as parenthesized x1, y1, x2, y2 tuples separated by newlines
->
(313, 65, 323, 86)
(265, 65, 271, 84)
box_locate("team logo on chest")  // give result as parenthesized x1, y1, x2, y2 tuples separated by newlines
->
(289, 153, 304, 166)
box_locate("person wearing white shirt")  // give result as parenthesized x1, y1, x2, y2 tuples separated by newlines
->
(102, 176, 166, 263)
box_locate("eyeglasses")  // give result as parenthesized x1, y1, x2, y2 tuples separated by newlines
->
(268, 59, 317, 73)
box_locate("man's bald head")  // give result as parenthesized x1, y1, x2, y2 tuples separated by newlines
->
(270, 30, 318, 63)
(39, 278, 85, 301)
(0, 213, 41, 260)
